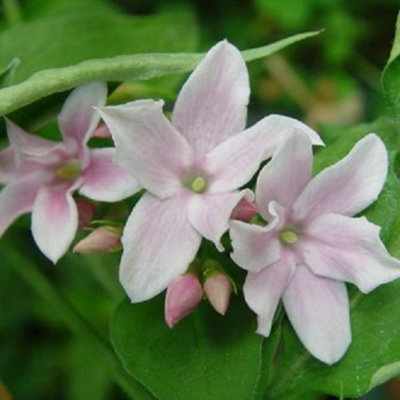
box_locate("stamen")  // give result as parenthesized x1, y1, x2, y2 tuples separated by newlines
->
(280, 230, 298, 244)
(191, 176, 207, 193)
(56, 159, 81, 181)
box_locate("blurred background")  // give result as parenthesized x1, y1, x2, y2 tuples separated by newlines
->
(0, 0, 399, 399)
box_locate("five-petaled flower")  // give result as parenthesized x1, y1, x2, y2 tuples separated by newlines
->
(97, 40, 323, 302)
(230, 131, 400, 364)
(0, 82, 140, 262)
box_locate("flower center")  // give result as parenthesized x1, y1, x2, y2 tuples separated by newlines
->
(279, 230, 298, 245)
(184, 174, 208, 193)
(56, 158, 81, 181)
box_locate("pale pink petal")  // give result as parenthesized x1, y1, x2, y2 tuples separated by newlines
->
(79, 148, 140, 202)
(301, 213, 400, 293)
(171, 40, 249, 158)
(283, 265, 351, 365)
(203, 115, 320, 194)
(120, 193, 202, 302)
(188, 189, 252, 251)
(293, 134, 387, 221)
(0, 147, 16, 183)
(0, 173, 45, 236)
(97, 100, 193, 199)
(230, 201, 284, 272)
(256, 131, 312, 221)
(58, 81, 107, 147)
(244, 257, 295, 336)
(203, 272, 232, 315)
(31, 186, 78, 263)
(6, 119, 55, 163)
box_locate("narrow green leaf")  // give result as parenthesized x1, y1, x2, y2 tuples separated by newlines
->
(0, 30, 320, 116)
(0, 58, 20, 88)
(382, 11, 400, 120)
(110, 295, 263, 400)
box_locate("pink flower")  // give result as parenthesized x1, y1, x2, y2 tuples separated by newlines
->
(203, 271, 232, 315)
(98, 40, 323, 303)
(73, 226, 122, 254)
(230, 132, 400, 364)
(0, 82, 140, 262)
(165, 273, 203, 328)
(231, 198, 259, 222)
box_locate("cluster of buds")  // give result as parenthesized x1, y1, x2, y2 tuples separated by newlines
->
(164, 261, 234, 328)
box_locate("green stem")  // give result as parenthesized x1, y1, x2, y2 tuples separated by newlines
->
(3, 0, 22, 25)
(1, 242, 155, 400)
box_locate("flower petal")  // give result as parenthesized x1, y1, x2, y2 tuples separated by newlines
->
(6, 119, 55, 163)
(98, 100, 192, 199)
(302, 213, 400, 293)
(256, 131, 312, 221)
(244, 257, 295, 336)
(283, 265, 351, 365)
(171, 40, 250, 158)
(0, 147, 16, 183)
(0, 173, 44, 236)
(188, 189, 252, 251)
(58, 81, 107, 147)
(120, 192, 202, 302)
(79, 148, 140, 202)
(230, 216, 282, 272)
(293, 134, 388, 221)
(31, 186, 78, 263)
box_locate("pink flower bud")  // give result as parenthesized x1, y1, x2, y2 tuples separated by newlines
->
(75, 198, 95, 230)
(165, 273, 203, 328)
(92, 123, 112, 139)
(231, 198, 258, 222)
(73, 226, 122, 254)
(204, 272, 232, 315)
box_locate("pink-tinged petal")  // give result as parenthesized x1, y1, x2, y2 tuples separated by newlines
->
(293, 134, 387, 221)
(58, 81, 107, 147)
(31, 186, 78, 263)
(165, 273, 203, 327)
(256, 131, 312, 221)
(230, 201, 284, 272)
(0, 173, 45, 236)
(98, 100, 192, 199)
(244, 257, 295, 336)
(120, 193, 202, 302)
(172, 40, 250, 158)
(6, 119, 55, 163)
(283, 265, 351, 364)
(301, 213, 400, 293)
(79, 148, 140, 202)
(188, 189, 252, 251)
(0, 147, 16, 183)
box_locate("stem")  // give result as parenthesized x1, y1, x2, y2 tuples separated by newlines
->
(3, 0, 22, 25)
(1, 242, 155, 400)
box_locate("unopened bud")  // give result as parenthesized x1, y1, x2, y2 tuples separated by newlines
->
(231, 198, 258, 222)
(204, 271, 232, 315)
(92, 123, 112, 139)
(73, 226, 122, 254)
(165, 273, 203, 328)
(76, 198, 95, 230)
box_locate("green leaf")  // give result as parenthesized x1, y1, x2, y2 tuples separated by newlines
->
(382, 11, 400, 120)
(110, 295, 264, 400)
(265, 118, 400, 400)
(0, 57, 20, 88)
(0, 30, 320, 116)
(0, 11, 198, 84)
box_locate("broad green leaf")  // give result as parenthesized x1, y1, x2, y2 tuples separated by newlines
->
(382, 11, 400, 120)
(0, 11, 198, 83)
(265, 118, 400, 400)
(0, 30, 320, 116)
(110, 295, 263, 400)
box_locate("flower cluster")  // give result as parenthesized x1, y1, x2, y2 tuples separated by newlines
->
(1, 41, 399, 365)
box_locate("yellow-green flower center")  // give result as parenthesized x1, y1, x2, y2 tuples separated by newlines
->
(56, 159, 81, 181)
(279, 230, 298, 244)
(184, 174, 208, 193)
